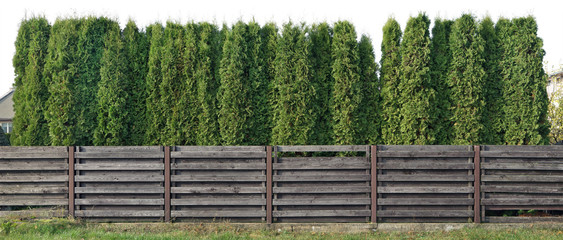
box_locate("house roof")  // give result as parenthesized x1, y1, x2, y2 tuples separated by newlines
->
(0, 89, 14, 121)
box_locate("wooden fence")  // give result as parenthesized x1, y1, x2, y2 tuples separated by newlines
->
(0, 145, 561, 223)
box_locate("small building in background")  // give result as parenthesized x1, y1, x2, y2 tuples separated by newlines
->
(0, 89, 14, 134)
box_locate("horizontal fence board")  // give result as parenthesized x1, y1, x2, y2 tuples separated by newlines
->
(486, 216, 563, 223)
(171, 162, 265, 170)
(378, 187, 474, 194)
(78, 146, 163, 152)
(172, 198, 265, 206)
(75, 199, 164, 205)
(75, 152, 163, 159)
(75, 210, 164, 217)
(75, 176, 163, 182)
(75, 187, 164, 194)
(171, 151, 266, 159)
(377, 210, 473, 217)
(174, 146, 265, 152)
(273, 174, 370, 182)
(377, 163, 473, 170)
(276, 145, 367, 152)
(171, 187, 265, 194)
(377, 198, 473, 205)
(0, 146, 68, 152)
(377, 151, 473, 158)
(278, 157, 367, 162)
(0, 175, 68, 182)
(481, 198, 563, 205)
(378, 145, 471, 152)
(75, 163, 164, 170)
(0, 199, 67, 206)
(481, 163, 563, 170)
(0, 163, 68, 171)
(172, 175, 265, 182)
(482, 186, 563, 193)
(171, 210, 266, 218)
(377, 175, 473, 182)
(274, 162, 370, 170)
(273, 186, 370, 194)
(0, 186, 67, 194)
(481, 175, 563, 182)
(0, 152, 68, 159)
(273, 210, 371, 217)
(481, 151, 563, 158)
(273, 198, 371, 205)
(0, 209, 67, 218)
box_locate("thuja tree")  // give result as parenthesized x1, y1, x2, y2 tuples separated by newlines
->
(358, 35, 380, 144)
(11, 17, 51, 146)
(123, 20, 150, 145)
(271, 22, 315, 145)
(246, 21, 269, 145)
(218, 22, 250, 145)
(430, 18, 453, 144)
(448, 14, 486, 145)
(503, 17, 549, 145)
(479, 16, 503, 145)
(144, 23, 165, 145)
(195, 22, 221, 145)
(75, 17, 112, 146)
(399, 13, 435, 145)
(260, 22, 278, 145)
(380, 18, 402, 145)
(44, 18, 81, 146)
(0, 128, 9, 146)
(93, 21, 128, 146)
(309, 22, 333, 145)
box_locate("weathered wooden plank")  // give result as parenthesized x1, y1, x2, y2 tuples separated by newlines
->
(75, 210, 164, 217)
(482, 186, 563, 193)
(486, 206, 563, 210)
(174, 146, 265, 152)
(377, 151, 473, 158)
(273, 210, 371, 217)
(78, 146, 163, 152)
(377, 210, 473, 217)
(75, 199, 164, 205)
(273, 186, 370, 194)
(377, 198, 473, 205)
(0, 199, 67, 206)
(0, 175, 68, 182)
(0, 163, 68, 170)
(0, 186, 67, 194)
(75, 152, 163, 159)
(480, 151, 563, 158)
(377, 145, 471, 152)
(481, 163, 563, 170)
(171, 187, 265, 194)
(75, 175, 164, 182)
(481, 198, 563, 205)
(377, 163, 473, 170)
(274, 162, 370, 170)
(0, 152, 68, 159)
(278, 157, 367, 162)
(75, 163, 164, 170)
(276, 145, 368, 152)
(0, 146, 68, 152)
(172, 175, 265, 182)
(273, 198, 371, 205)
(483, 145, 563, 152)
(171, 210, 265, 218)
(171, 162, 265, 170)
(74, 187, 164, 194)
(378, 187, 474, 193)
(172, 198, 265, 206)
(273, 174, 370, 182)
(481, 175, 563, 182)
(0, 208, 67, 217)
(486, 216, 563, 223)
(171, 151, 266, 159)
(377, 175, 473, 182)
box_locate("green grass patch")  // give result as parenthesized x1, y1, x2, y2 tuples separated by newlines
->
(1, 218, 562, 239)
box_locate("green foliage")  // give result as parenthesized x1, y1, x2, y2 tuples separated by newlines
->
(480, 16, 504, 145)
(259, 23, 278, 145)
(195, 22, 221, 145)
(448, 14, 486, 145)
(380, 18, 402, 145)
(11, 17, 51, 146)
(218, 22, 250, 145)
(0, 127, 9, 146)
(271, 22, 315, 145)
(93, 20, 128, 146)
(44, 18, 82, 146)
(144, 23, 165, 145)
(501, 17, 550, 145)
(430, 18, 453, 144)
(358, 35, 380, 144)
(246, 21, 269, 145)
(399, 13, 435, 145)
(123, 20, 150, 145)
(309, 23, 333, 145)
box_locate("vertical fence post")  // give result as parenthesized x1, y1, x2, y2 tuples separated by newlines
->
(164, 146, 171, 222)
(266, 146, 273, 224)
(370, 145, 377, 223)
(68, 146, 75, 218)
(473, 145, 481, 223)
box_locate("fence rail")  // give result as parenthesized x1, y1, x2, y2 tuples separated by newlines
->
(0, 145, 562, 223)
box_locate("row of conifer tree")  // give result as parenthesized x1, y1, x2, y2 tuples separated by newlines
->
(11, 13, 548, 146)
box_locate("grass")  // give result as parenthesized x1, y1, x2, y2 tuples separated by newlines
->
(0, 218, 562, 240)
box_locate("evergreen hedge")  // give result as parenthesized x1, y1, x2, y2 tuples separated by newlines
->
(380, 18, 403, 145)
